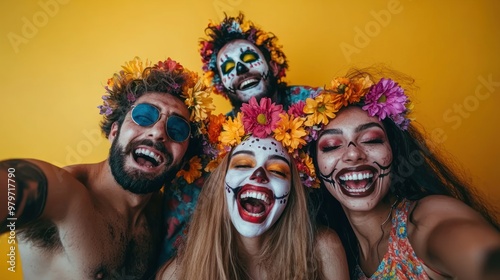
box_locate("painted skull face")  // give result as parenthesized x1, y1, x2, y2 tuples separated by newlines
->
(225, 136, 291, 238)
(315, 107, 393, 212)
(217, 39, 274, 103)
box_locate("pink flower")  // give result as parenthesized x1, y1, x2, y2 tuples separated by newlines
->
(241, 97, 283, 138)
(362, 78, 407, 121)
(199, 41, 214, 63)
(287, 101, 305, 118)
(155, 58, 183, 72)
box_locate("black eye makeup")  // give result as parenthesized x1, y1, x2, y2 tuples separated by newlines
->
(240, 50, 259, 63)
(220, 59, 235, 75)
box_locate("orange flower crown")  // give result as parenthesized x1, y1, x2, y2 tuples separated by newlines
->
(174, 73, 413, 186)
(194, 96, 320, 188)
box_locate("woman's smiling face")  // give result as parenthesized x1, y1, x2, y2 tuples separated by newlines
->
(225, 136, 291, 238)
(316, 106, 393, 212)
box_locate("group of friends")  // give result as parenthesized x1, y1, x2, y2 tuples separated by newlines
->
(1, 12, 500, 280)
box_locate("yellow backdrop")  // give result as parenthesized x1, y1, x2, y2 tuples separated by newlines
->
(1, 0, 499, 278)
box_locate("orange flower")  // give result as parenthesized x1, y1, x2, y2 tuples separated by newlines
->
(207, 113, 226, 144)
(176, 156, 202, 184)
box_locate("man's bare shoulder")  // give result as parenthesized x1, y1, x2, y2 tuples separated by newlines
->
(63, 161, 106, 188)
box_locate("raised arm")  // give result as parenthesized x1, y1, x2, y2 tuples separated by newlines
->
(412, 195, 500, 280)
(1, 158, 90, 232)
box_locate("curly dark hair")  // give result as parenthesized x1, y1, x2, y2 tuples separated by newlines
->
(99, 60, 193, 138)
(199, 12, 288, 96)
(310, 66, 500, 277)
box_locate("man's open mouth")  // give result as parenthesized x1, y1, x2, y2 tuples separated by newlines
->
(237, 77, 261, 90)
(237, 185, 274, 223)
(132, 147, 164, 169)
(336, 165, 377, 197)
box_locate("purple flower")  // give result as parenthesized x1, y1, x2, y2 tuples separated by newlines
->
(391, 113, 410, 130)
(362, 78, 407, 121)
(98, 104, 113, 116)
(127, 92, 136, 103)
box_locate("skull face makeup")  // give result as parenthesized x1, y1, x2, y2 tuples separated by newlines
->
(225, 136, 291, 238)
(217, 39, 275, 103)
(316, 107, 393, 212)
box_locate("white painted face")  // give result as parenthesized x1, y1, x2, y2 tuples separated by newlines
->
(217, 39, 273, 103)
(225, 136, 291, 238)
(316, 107, 393, 212)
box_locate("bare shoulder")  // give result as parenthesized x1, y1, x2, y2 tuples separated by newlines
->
(315, 227, 349, 280)
(63, 162, 101, 187)
(316, 226, 343, 249)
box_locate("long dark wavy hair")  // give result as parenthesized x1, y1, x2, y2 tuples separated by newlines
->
(310, 66, 500, 277)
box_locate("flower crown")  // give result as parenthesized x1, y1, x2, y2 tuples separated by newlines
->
(192, 97, 319, 188)
(321, 75, 413, 130)
(97, 56, 215, 137)
(97, 57, 216, 185)
(199, 13, 288, 97)
(173, 74, 412, 186)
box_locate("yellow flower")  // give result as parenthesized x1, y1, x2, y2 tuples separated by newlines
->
(183, 76, 215, 123)
(271, 50, 285, 65)
(203, 71, 214, 87)
(273, 113, 307, 153)
(406, 101, 416, 122)
(255, 30, 269, 45)
(121, 56, 151, 80)
(300, 151, 316, 178)
(205, 157, 222, 173)
(240, 21, 251, 32)
(219, 113, 245, 147)
(329, 76, 373, 106)
(176, 156, 202, 184)
(303, 93, 340, 126)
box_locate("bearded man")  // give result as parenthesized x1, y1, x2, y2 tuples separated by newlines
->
(0, 57, 209, 280)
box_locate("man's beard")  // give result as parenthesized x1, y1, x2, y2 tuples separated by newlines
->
(109, 136, 177, 194)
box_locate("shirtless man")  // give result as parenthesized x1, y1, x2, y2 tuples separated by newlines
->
(0, 57, 208, 279)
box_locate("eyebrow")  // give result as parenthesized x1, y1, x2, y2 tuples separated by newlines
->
(355, 122, 385, 133)
(231, 150, 290, 165)
(319, 122, 385, 138)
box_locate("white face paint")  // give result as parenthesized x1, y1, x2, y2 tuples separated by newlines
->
(225, 136, 291, 238)
(217, 39, 273, 103)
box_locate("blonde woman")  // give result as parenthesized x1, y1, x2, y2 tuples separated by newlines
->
(157, 97, 349, 280)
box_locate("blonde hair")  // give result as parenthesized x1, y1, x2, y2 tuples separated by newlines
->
(177, 151, 323, 280)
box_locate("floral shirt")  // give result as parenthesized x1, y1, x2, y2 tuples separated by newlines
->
(158, 85, 322, 265)
(355, 200, 429, 280)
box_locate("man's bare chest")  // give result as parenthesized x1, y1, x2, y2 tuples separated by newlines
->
(19, 213, 159, 279)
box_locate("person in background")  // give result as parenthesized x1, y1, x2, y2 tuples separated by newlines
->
(160, 12, 324, 263)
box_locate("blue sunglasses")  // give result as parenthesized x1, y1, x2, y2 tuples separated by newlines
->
(130, 103, 191, 142)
